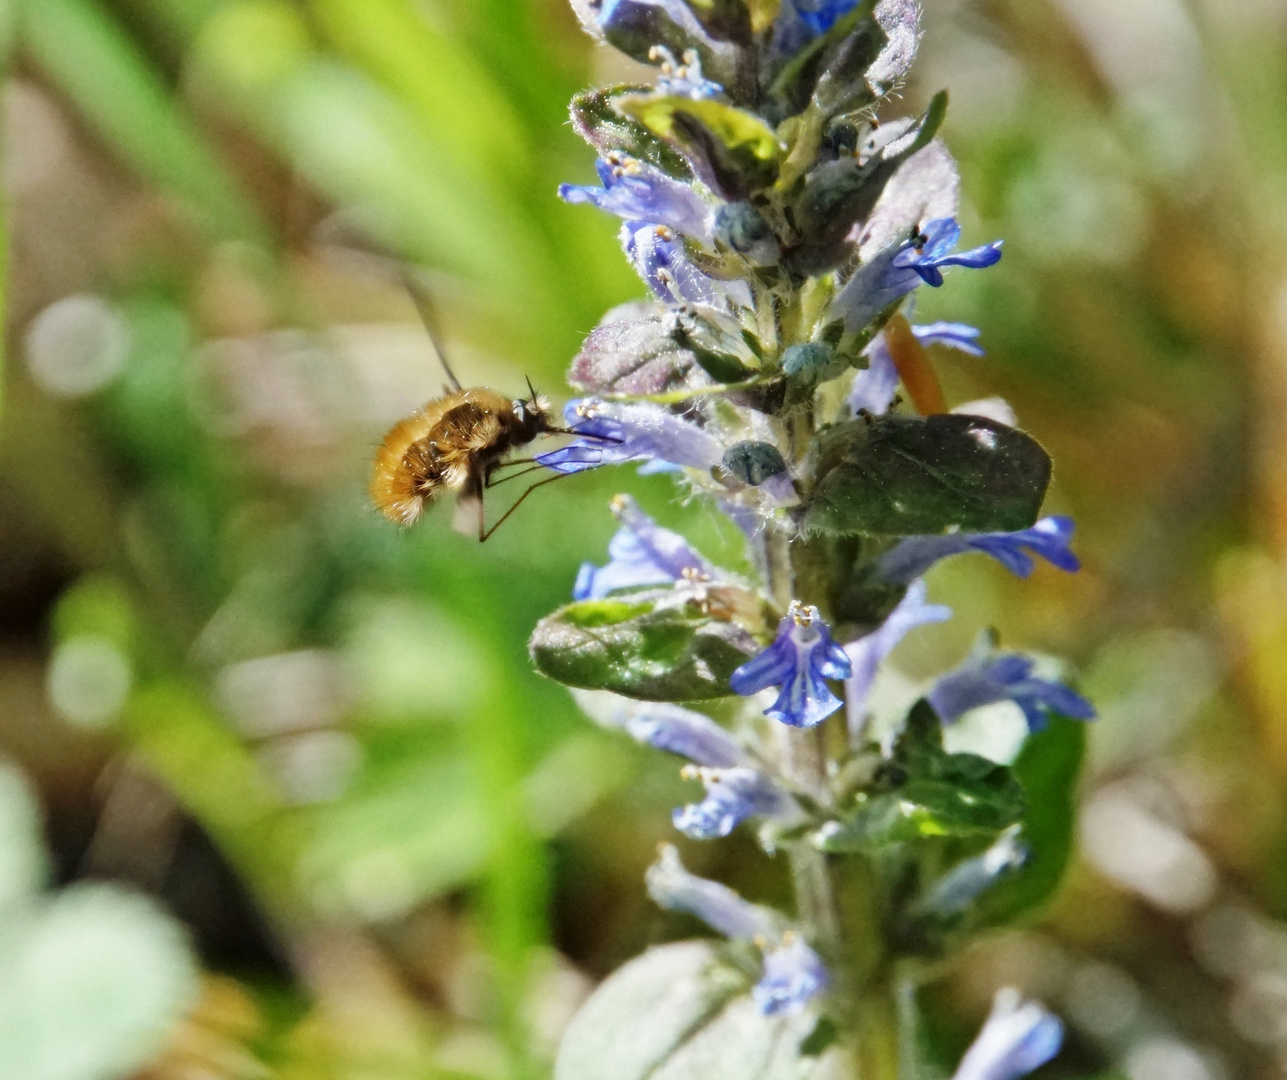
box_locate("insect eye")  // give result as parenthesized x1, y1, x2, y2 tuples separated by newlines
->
(511, 400, 526, 417)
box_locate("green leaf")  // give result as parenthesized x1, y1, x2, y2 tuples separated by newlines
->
(555, 941, 836, 1080)
(530, 594, 760, 701)
(571, 87, 694, 178)
(816, 702, 1024, 851)
(815, 775, 1024, 851)
(0, 885, 199, 1080)
(804, 414, 1053, 537)
(616, 94, 783, 195)
(976, 717, 1086, 924)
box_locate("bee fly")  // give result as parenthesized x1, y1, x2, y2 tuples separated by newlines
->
(369, 281, 582, 541)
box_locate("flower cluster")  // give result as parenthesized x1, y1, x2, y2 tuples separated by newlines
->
(533, 0, 1096, 1073)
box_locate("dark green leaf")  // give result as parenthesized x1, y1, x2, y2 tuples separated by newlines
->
(976, 717, 1086, 924)
(815, 774, 1024, 851)
(816, 701, 1024, 851)
(529, 594, 759, 701)
(571, 87, 693, 178)
(804, 414, 1053, 537)
(555, 941, 834, 1080)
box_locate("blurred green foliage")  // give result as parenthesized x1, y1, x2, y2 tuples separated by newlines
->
(6, 0, 1287, 1077)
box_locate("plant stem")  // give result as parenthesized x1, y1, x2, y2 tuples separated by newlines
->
(764, 522, 842, 957)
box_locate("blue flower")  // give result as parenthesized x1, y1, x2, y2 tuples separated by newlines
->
(917, 825, 1027, 918)
(673, 765, 792, 839)
(559, 154, 714, 243)
(929, 652, 1096, 733)
(621, 221, 753, 308)
(621, 702, 746, 767)
(952, 989, 1064, 1080)
(754, 933, 831, 1016)
(844, 581, 951, 739)
(651, 44, 724, 100)
(848, 333, 901, 416)
(730, 602, 853, 728)
(876, 517, 1081, 584)
(833, 218, 1003, 332)
(536, 398, 724, 475)
(646, 845, 829, 1016)
(912, 321, 985, 357)
(573, 494, 716, 600)
(646, 842, 776, 939)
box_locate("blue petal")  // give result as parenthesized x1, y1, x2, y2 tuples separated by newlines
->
(729, 630, 798, 695)
(929, 653, 1095, 730)
(572, 494, 716, 598)
(537, 398, 723, 475)
(877, 517, 1081, 584)
(911, 322, 985, 357)
(918, 826, 1027, 917)
(952, 989, 1064, 1080)
(753, 935, 830, 1016)
(734, 605, 852, 729)
(622, 221, 734, 306)
(646, 843, 776, 940)
(672, 767, 787, 839)
(849, 334, 901, 416)
(623, 703, 745, 767)
(559, 156, 713, 242)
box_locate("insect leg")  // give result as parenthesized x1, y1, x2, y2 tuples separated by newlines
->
(486, 463, 549, 488)
(479, 473, 571, 542)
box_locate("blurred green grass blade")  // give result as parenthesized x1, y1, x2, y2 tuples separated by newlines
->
(194, 1, 565, 357)
(20, 0, 267, 242)
(308, 0, 533, 188)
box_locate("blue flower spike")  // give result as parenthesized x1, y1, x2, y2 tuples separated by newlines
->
(559, 154, 714, 242)
(929, 652, 1096, 733)
(673, 765, 792, 839)
(952, 988, 1064, 1080)
(573, 493, 716, 600)
(646, 845, 829, 1016)
(877, 517, 1081, 584)
(731, 601, 853, 728)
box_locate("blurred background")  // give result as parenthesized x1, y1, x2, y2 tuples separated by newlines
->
(2, 0, 1286, 1077)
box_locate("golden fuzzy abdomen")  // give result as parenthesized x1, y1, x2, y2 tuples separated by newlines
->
(370, 389, 517, 526)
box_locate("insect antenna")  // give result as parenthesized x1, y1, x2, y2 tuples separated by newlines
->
(525, 374, 538, 401)
(401, 269, 463, 393)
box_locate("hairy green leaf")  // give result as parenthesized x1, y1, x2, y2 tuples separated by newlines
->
(530, 594, 759, 700)
(572, 87, 694, 178)
(555, 941, 839, 1080)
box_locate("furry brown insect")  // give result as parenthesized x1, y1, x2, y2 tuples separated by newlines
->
(370, 386, 565, 539)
